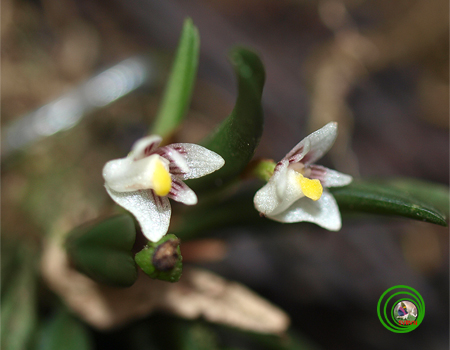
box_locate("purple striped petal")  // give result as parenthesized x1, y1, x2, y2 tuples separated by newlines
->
(282, 122, 337, 165)
(168, 178, 197, 205)
(155, 146, 189, 176)
(131, 135, 162, 160)
(282, 141, 309, 164)
(166, 143, 225, 180)
(308, 165, 352, 188)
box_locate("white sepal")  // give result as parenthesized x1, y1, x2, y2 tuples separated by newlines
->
(105, 184, 171, 242)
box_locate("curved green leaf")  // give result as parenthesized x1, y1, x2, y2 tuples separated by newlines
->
(65, 214, 138, 287)
(187, 47, 265, 192)
(331, 181, 447, 226)
(151, 18, 200, 139)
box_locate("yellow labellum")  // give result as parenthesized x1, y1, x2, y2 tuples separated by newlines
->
(153, 159, 172, 196)
(297, 173, 323, 201)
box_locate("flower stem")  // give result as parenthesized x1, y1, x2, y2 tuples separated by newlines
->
(252, 159, 276, 182)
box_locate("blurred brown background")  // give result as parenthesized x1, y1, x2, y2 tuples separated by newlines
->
(2, 0, 449, 349)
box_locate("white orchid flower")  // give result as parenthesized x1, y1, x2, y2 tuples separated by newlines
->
(103, 135, 225, 242)
(254, 122, 352, 231)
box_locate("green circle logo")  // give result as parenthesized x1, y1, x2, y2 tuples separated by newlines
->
(377, 285, 425, 333)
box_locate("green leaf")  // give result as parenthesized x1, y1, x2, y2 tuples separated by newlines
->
(37, 309, 92, 350)
(378, 178, 449, 216)
(187, 47, 265, 192)
(176, 321, 221, 350)
(135, 234, 183, 282)
(151, 18, 200, 139)
(1, 248, 38, 350)
(65, 214, 138, 287)
(331, 181, 448, 226)
(1, 238, 21, 294)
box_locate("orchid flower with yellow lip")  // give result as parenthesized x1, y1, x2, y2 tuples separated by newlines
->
(103, 135, 225, 242)
(254, 122, 352, 231)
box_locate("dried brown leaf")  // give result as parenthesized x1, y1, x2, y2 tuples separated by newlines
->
(41, 240, 289, 334)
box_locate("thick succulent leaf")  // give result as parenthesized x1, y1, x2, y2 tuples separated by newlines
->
(1, 247, 38, 350)
(330, 181, 447, 226)
(187, 47, 265, 192)
(135, 234, 183, 282)
(151, 18, 200, 138)
(65, 214, 138, 287)
(37, 308, 92, 350)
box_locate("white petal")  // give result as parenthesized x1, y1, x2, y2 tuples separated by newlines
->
(168, 143, 225, 180)
(268, 190, 342, 231)
(130, 135, 162, 160)
(168, 178, 198, 205)
(283, 122, 337, 165)
(103, 154, 166, 192)
(105, 185, 171, 242)
(308, 165, 353, 188)
(254, 167, 304, 216)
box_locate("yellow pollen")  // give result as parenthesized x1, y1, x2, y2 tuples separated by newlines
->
(296, 173, 323, 201)
(153, 159, 172, 196)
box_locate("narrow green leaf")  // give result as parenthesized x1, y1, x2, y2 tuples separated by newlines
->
(135, 234, 182, 282)
(331, 181, 448, 226)
(1, 248, 38, 350)
(38, 309, 92, 350)
(187, 47, 265, 192)
(378, 178, 449, 216)
(65, 214, 138, 287)
(151, 18, 200, 138)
